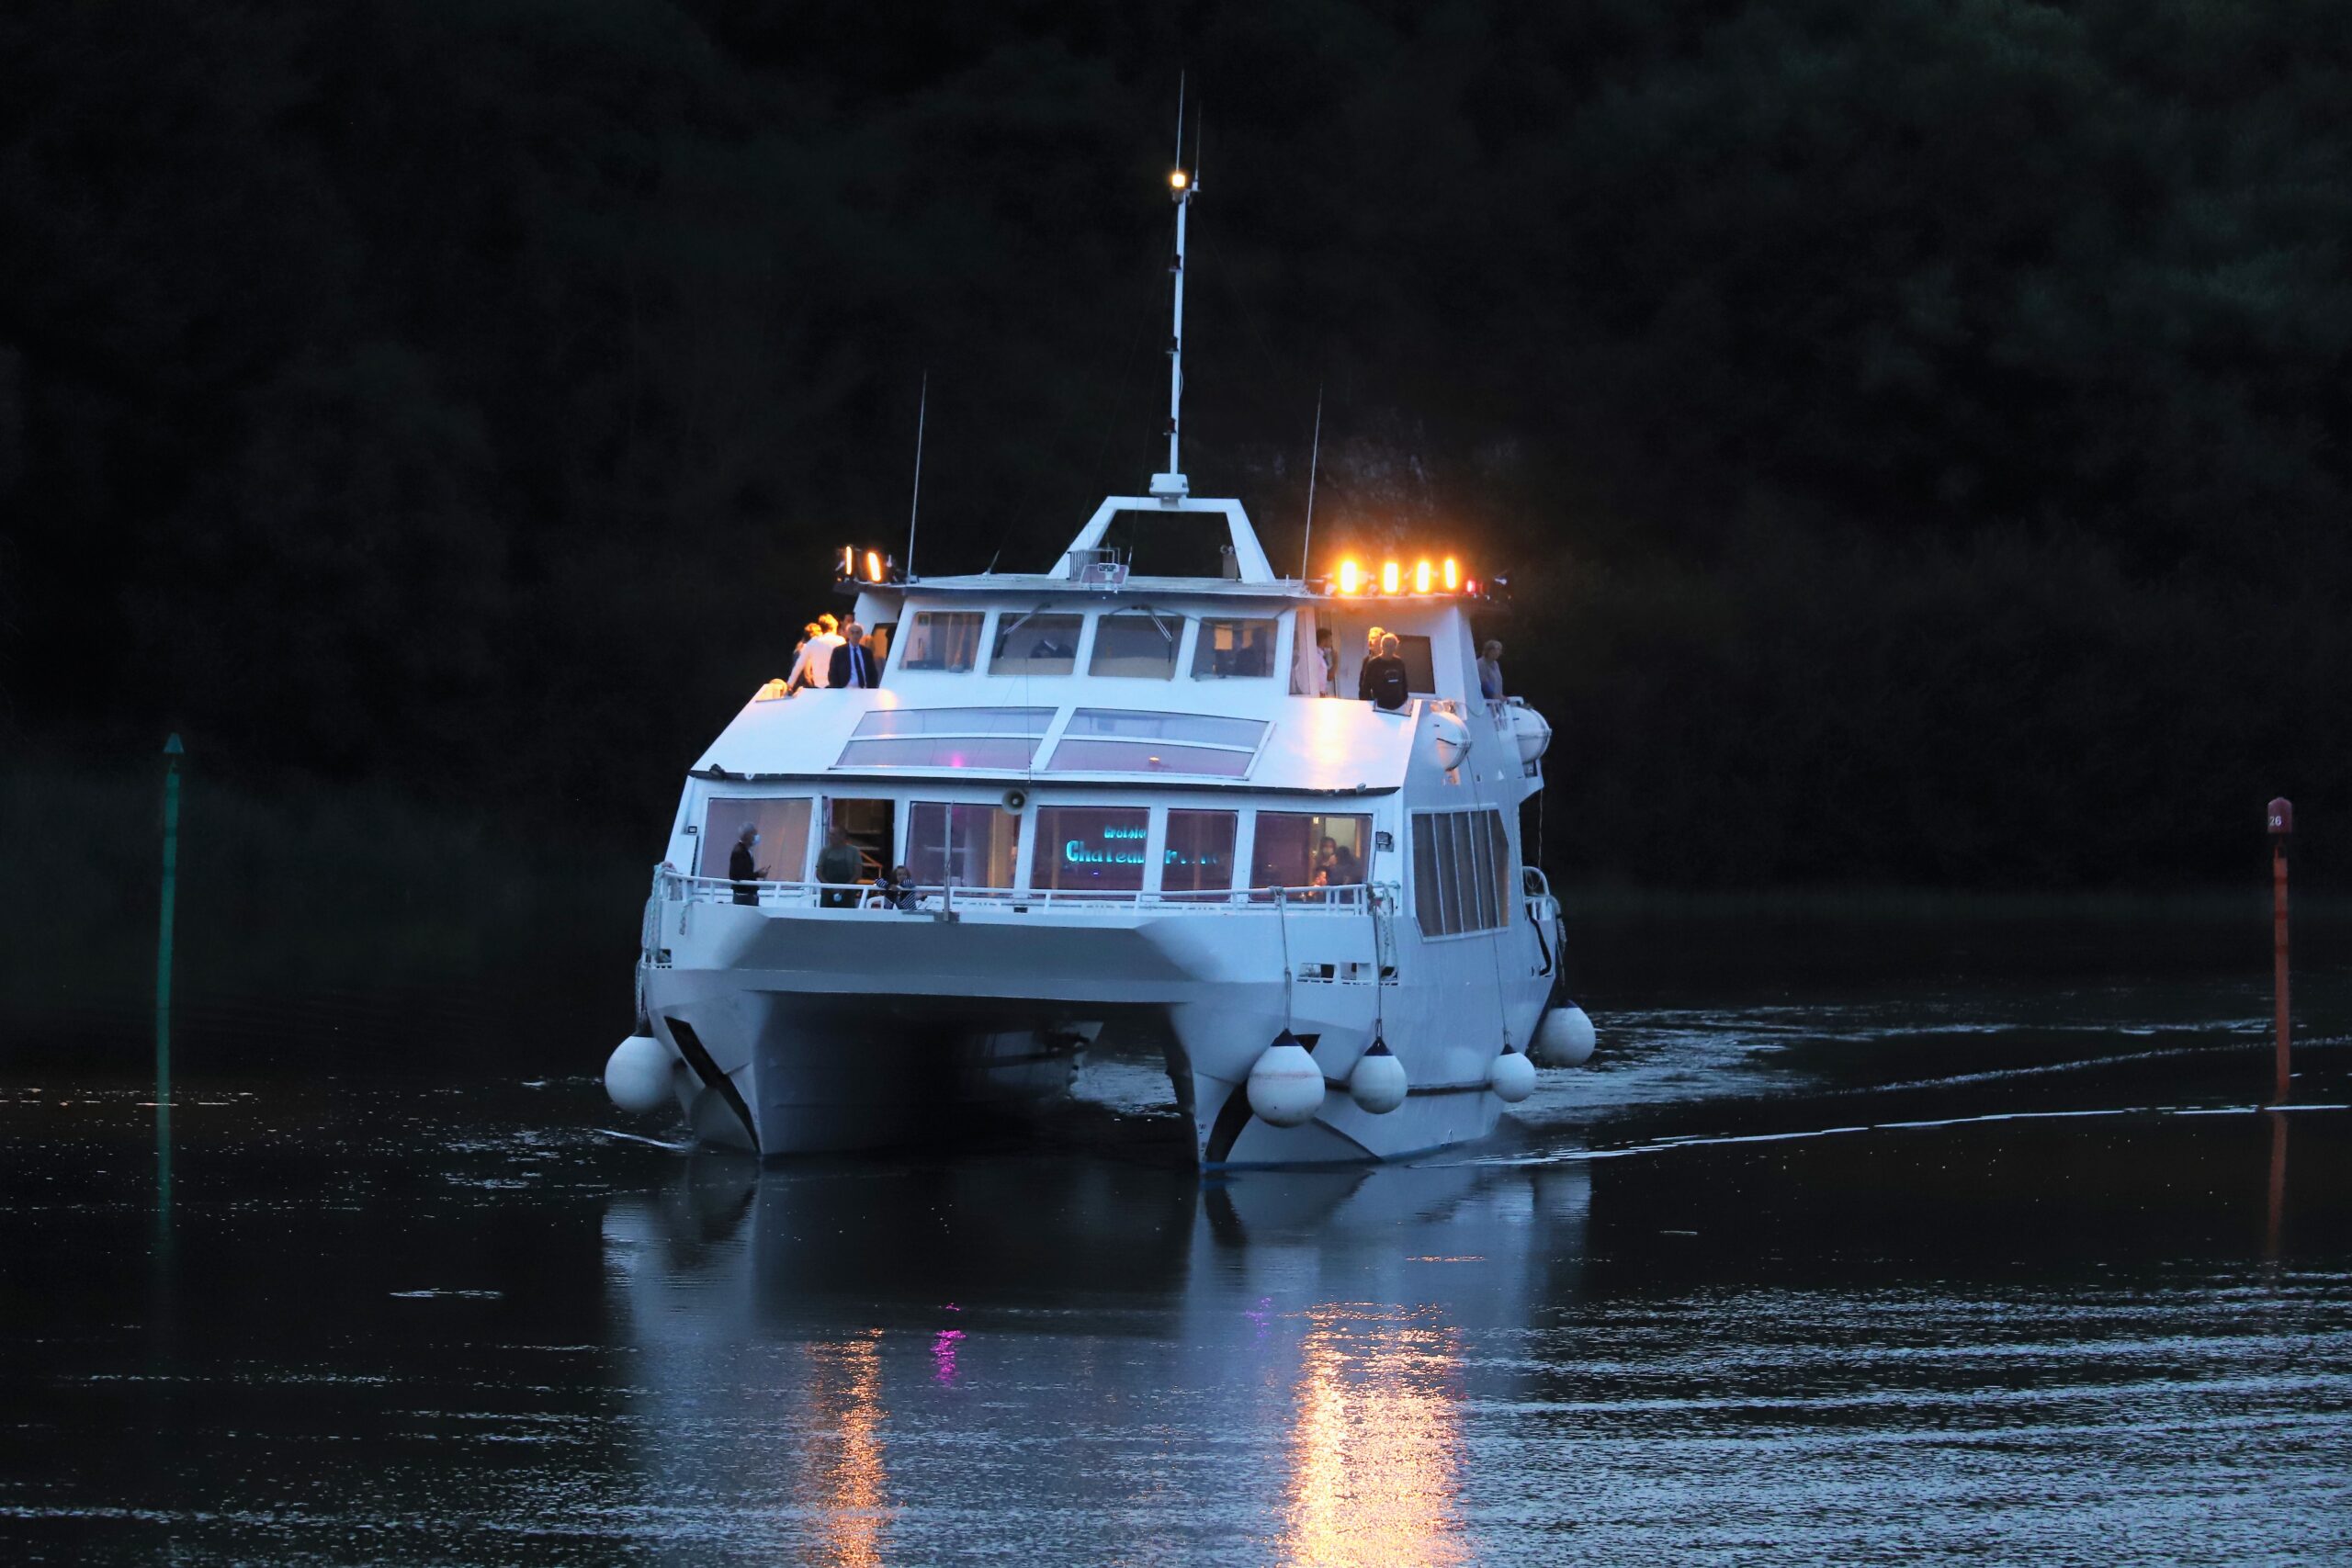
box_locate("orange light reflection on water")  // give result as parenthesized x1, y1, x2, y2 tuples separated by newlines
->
(800, 1329, 895, 1567)
(1283, 1305, 1469, 1568)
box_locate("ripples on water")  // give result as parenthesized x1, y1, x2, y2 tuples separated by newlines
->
(2, 970, 2349, 1564)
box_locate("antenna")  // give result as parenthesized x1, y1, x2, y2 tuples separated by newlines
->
(903, 371, 928, 581)
(1298, 385, 1323, 581)
(1150, 75, 1196, 502)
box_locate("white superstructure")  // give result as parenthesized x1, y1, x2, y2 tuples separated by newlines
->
(605, 118, 1590, 1167)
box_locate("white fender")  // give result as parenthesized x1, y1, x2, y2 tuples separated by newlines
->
(1488, 1042, 1536, 1104)
(1247, 1032, 1324, 1127)
(1510, 704, 1553, 766)
(605, 1033, 675, 1113)
(1532, 1005, 1597, 1068)
(1347, 1037, 1408, 1114)
(1431, 709, 1474, 773)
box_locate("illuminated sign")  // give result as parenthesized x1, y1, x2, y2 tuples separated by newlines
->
(1063, 823, 1148, 866)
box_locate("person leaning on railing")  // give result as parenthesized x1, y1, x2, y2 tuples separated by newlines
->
(1360, 633, 1409, 711)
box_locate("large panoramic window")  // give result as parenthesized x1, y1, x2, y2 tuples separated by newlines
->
(1034, 806, 1150, 895)
(1044, 709, 1265, 777)
(1160, 809, 1238, 897)
(907, 801, 1022, 891)
(697, 796, 813, 884)
(1191, 617, 1277, 679)
(899, 611, 986, 672)
(1411, 809, 1511, 936)
(1250, 812, 1372, 898)
(834, 707, 1054, 770)
(990, 612, 1085, 677)
(1088, 612, 1180, 679)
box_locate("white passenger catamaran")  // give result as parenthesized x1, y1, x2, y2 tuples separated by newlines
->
(605, 123, 1595, 1167)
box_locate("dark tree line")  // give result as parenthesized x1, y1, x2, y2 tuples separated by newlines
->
(5, 0, 2349, 886)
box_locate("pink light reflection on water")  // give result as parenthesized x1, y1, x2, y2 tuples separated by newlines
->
(932, 1327, 966, 1384)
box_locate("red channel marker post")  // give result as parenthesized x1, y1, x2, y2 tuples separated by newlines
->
(2267, 796, 2293, 1104)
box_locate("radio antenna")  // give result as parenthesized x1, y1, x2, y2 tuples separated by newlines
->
(1298, 385, 1323, 581)
(903, 371, 928, 581)
(1152, 75, 1197, 500)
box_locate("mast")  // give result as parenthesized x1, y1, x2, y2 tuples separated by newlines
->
(1151, 80, 1197, 501)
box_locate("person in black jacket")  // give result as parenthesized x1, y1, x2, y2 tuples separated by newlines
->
(828, 623, 880, 689)
(1361, 632, 1410, 711)
(728, 823, 764, 905)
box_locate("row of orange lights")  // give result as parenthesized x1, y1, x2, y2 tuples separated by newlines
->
(1334, 557, 1464, 595)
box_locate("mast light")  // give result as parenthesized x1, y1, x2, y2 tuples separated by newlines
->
(1170, 170, 1189, 190)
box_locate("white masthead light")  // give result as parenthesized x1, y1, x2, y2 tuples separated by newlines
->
(1150, 78, 1200, 502)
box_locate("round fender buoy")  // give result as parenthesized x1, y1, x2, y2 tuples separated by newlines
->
(605, 1033, 675, 1113)
(1431, 710, 1474, 773)
(1247, 1031, 1324, 1128)
(1532, 1005, 1597, 1068)
(1488, 1041, 1536, 1104)
(1347, 1036, 1408, 1114)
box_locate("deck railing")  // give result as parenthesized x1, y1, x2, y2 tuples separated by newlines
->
(650, 866, 1385, 916)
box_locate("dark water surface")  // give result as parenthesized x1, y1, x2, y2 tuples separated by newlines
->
(6, 945, 2352, 1563)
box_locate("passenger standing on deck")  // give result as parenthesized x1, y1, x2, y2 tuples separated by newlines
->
(1356, 626, 1386, 701)
(1317, 627, 1337, 695)
(828, 622, 879, 689)
(1478, 639, 1506, 700)
(729, 823, 764, 906)
(1363, 633, 1410, 712)
(816, 827, 863, 908)
(789, 615, 842, 693)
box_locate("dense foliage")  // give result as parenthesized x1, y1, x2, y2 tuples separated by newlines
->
(6, 0, 2348, 886)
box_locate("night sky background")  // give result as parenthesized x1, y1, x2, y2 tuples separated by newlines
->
(6, 0, 2351, 890)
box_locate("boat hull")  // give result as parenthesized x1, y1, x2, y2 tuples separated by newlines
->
(639, 898, 1545, 1166)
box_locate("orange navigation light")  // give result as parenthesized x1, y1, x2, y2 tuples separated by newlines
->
(1170, 170, 1189, 190)
(1337, 558, 1363, 595)
(1442, 557, 1460, 591)
(865, 549, 883, 582)
(1414, 559, 1433, 593)
(840, 546, 855, 577)
(1381, 560, 1401, 595)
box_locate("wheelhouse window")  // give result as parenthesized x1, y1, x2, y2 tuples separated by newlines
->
(1192, 617, 1277, 679)
(899, 611, 985, 672)
(1034, 806, 1150, 895)
(1161, 808, 1238, 897)
(1411, 809, 1511, 936)
(1088, 612, 1180, 679)
(1044, 709, 1266, 777)
(835, 707, 1054, 770)
(908, 801, 1021, 890)
(990, 612, 1085, 677)
(1250, 812, 1372, 897)
(697, 796, 813, 883)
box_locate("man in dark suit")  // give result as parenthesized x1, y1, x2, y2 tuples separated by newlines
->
(828, 622, 879, 689)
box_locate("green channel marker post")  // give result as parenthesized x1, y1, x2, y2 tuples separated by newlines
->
(156, 734, 183, 1219)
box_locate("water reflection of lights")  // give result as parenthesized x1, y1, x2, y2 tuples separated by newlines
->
(1283, 1305, 1469, 1568)
(801, 1330, 894, 1567)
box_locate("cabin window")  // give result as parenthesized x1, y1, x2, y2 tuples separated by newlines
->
(990, 612, 1085, 676)
(1395, 634, 1437, 694)
(696, 796, 813, 883)
(1035, 806, 1150, 895)
(1161, 809, 1238, 896)
(1410, 808, 1511, 936)
(899, 611, 986, 672)
(1088, 612, 1180, 679)
(834, 707, 1055, 770)
(1250, 812, 1372, 897)
(907, 801, 1021, 890)
(1191, 617, 1277, 679)
(1044, 709, 1265, 777)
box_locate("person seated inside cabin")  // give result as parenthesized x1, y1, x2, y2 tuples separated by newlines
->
(827, 622, 880, 689)
(816, 827, 864, 908)
(1360, 632, 1410, 711)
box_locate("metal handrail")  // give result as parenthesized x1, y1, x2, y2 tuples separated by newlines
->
(650, 865, 1388, 915)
